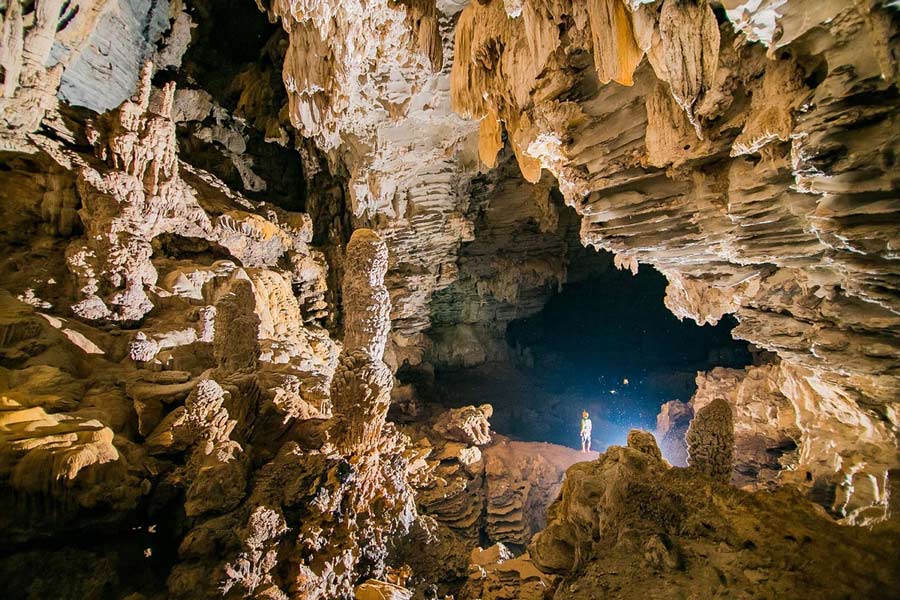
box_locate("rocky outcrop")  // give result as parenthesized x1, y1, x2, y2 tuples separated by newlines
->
(461, 543, 554, 600)
(411, 425, 586, 552)
(196, 228, 419, 600)
(0, 0, 178, 151)
(331, 229, 394, 454)
(685, 398, 734, 482)
(0, 291, 144, 541)
(690, 364, 799, 488)
(395, 405, 589, 597)
(1, 0, 900, 598)
(531, 430, 900, 599)
(355, 579, 413, 600)
(0, 38, 345, 599)
(660, 360, 895, 523)
(427, 155, 610, 369)
(433, 404, 493, 446)
(66, 63, 329, 325)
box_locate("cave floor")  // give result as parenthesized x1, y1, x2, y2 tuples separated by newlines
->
(426, 362, 659, 451)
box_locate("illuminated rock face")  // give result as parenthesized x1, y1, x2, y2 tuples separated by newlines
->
(0, 12, 347, 594)
(259, 0, 480, 369)
(331, 229, 393, 454)
(448, 0, 900, 520)
(530, 431, 900, 599)
(196, 228, 417, 600)
(0, 0, 899, 598)
(397, 407, 589, 598)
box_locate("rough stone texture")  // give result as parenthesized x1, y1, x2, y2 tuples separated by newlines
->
(530, 431, 900, 599)
(427, 155, 609, 369)
(689, 364, 800, 488)
(62, 63, 329, 326)
(259, 0, 481, 369)
(0, 291, 144, 542)
(1, 0, 92, 148)
(449, 0, 900, 519)
(461, 544, 553, 600)
(331, 229, 394, 455)
(661, 360, 895, 523)
(626, 429, 663, 462)
(433, 404, 493, 446)
(212, 280, 260, 372)
(0, 31, 345, 598)
(0, 0, 178, 151)
(197, 228, 418, 600)
(355, 579, 413, 600)
(685, 397, 735, 483)
(55, 0, 173, 112)
(1, 0, 900, 598)
(395, 407, 588, 597)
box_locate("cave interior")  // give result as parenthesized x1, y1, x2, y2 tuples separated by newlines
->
(1, 0, 899, 599)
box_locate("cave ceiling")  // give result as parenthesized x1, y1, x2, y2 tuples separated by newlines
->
(1, 0, 899, 598)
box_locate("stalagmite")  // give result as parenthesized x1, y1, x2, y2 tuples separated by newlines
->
(0, 0, 898, 598)
(331, 229, 393, 454)
(686, 397, 735, 482)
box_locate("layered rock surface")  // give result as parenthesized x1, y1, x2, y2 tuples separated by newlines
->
(258, 0, 482, 370)
(394, 403, 592, 597)
(660, 359, 896, 524)
(532, 429, 900, 599)
(427, 155, 611, 368)
(1, 0, 900, 598)
(449, 0, 900, 518)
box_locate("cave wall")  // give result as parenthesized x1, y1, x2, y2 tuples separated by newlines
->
(426, 154, 607, 368)
(256, 0, 484, 373)
(447, 0, 900, 522)
(1, 0, 900, 597)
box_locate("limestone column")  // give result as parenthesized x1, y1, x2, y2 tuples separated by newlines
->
(330, 229, 393, 454)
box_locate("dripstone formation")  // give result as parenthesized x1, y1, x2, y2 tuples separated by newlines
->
(1, 0, 899, 599)
(685, 398, 734, 482)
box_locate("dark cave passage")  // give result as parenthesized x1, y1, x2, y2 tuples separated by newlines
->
(426, 254, 754, 452)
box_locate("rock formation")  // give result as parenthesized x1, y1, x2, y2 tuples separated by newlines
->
(258, 0, 480, 371)
(685, 397, 735, 482)
(331, 229, 393, 454)
(660, 359, 895, 523)
(448, 0, 900, 519)
(1, 0, 899, 598)
(461, 543, 553, 600)
(393, 405, 590, 597)
(675, 364, 800, 489)
(206, 228, 417, 600)
(531, 430, 900, 599)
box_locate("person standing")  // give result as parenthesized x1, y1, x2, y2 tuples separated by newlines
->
(580, 410, 592, 453)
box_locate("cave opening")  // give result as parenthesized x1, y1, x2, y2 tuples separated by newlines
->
(416, 175, 755, 453)
(502, 258, 753, 449)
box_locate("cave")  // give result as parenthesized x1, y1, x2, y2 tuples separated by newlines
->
(426, 254, 754, 452)
(1, 1, 900, 600)
(415, 183, 756, 453)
